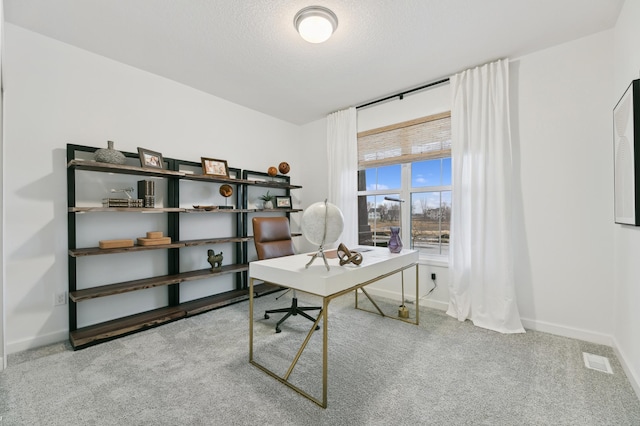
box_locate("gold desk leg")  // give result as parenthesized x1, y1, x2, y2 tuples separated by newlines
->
(415, 264, 420, 325)
(353, 262, 419, 325)
(359, 287, 385, 317)
(322, 296, 329, 408)
(284, 309, 324, 381)
(248, 281, 327, 408)
(249, 277, 255, 361)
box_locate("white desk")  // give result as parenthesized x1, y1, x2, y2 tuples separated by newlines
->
(249, 247, 419, 408)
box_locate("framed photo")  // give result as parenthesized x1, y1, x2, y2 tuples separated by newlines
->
(275, 196, 292, 209)
(201, 157, 229, 178)
(137, 147, 164, 169)
(614, 79, 640, 225)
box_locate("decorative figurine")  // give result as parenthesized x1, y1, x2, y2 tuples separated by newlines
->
(278, 161, 290, 174)
(207, 249, 223, 271)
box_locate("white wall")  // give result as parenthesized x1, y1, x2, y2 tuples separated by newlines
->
(511, 30, 615, 344)
(612, 0, 640, 399)
(3, 24, 302, 353)
(297, 117, 328, 253)
(0, 0, 5, 370)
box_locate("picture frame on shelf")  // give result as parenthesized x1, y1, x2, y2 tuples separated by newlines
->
(137, 147, 164, 169)
(276, 196, 292, 209)
(201, 157, 229, 178)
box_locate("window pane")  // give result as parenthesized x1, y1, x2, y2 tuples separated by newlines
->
(410, 191, 451, 256)
(411, 158, 452, 188)
(360, 165, 401, 191)
(358, 194, 400, 247)
(411, 159, 439, 187)
(441, 158, 452, 185)
(440, 191, 451, 256)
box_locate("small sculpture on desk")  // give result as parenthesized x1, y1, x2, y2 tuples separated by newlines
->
(207, 250, 223, 271)
(337, 243, 363, 266)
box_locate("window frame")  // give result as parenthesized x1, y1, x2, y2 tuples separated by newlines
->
(357, 112, 451, 262)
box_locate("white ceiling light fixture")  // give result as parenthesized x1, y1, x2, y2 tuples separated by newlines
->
(294, 6, 338, 44)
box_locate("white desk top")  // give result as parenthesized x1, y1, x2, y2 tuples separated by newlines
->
(249, 246, 418, 297)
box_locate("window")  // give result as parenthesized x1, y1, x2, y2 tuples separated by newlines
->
(357, 112, 451, 258)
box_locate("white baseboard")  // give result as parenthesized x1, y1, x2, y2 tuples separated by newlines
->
(612, 337, 640, 401)
(7, 329, 68, 356)
(419, 298, 449, 311)
(519, 317, 614, 346)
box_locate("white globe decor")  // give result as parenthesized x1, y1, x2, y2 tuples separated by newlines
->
(301, 200, 344, 270)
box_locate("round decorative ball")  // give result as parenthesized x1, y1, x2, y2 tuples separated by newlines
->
(301, 201, 344, 246)
(219, 184, 233, 198)
(267, 166, 278, 177)
(278, 162, 290, 174)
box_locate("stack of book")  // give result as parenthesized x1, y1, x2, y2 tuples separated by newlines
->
(138, 180, 155, 207)
(102, 198, 144, 208)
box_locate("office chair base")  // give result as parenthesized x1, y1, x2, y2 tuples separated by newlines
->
(264, 297, 321, 333)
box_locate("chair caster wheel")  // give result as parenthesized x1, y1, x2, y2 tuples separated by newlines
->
(276, 328, 282, 333)
(264, 314, 270, 319)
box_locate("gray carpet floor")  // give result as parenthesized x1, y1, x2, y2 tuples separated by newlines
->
(1, 292, 639, 425)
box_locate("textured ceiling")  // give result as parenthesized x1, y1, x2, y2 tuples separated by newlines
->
(4, 0, 624, 124)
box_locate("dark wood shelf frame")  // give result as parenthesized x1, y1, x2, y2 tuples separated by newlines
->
(67, 144, 301, 349)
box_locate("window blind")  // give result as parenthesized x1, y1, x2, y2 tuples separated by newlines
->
(357, 111, 451, 169)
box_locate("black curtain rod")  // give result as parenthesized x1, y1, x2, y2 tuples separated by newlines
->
(355, 77, 450, 110)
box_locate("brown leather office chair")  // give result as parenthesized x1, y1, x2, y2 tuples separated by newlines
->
(252, 216, 321, 333)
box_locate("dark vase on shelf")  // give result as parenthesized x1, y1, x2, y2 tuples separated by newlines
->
(388, 226, 403, 253)
(94, 140, 126, 165)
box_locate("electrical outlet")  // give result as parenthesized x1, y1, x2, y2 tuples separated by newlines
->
(54, 291, 67, 306)
(431, 273, 437, 280)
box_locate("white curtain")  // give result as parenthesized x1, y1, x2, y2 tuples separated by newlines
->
(447, 59, 524, 334)
(327, 107, 358, 247)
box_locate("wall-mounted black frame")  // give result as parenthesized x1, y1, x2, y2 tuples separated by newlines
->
(614, 79, 640, 225)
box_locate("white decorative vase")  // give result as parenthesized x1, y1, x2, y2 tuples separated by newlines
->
(264, 200, 274, 209)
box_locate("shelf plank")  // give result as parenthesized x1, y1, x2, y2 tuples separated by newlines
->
(69, 306, 186, 348)
(254, 208, 303, 213)
(70, 243, 185, 257)
(182, 237, 252, 246)
(181, 174, 253, 185)
(70, 275, 183, 301)
(70, 237, 253, 256)
(70, 264, 249, 301)
(247, 180, 303, 189)
(181, 289, 249, 316)
(252, 282, 285, 297)
(68, 159, 185, 178)
(183, 208, 251, 213)
(178, 264, 249, 283)
(69, 207, 184, 213)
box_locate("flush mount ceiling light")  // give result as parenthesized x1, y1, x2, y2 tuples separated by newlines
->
(294, 6, 338, 43)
